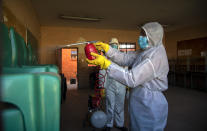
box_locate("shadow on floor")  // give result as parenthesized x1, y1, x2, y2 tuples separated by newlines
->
(61, 87, 207, 131)
(164, 87, 207, 131)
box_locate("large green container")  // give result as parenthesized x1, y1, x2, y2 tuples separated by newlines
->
(1, 73, 61, 131)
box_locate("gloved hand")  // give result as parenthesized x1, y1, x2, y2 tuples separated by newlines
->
(86, 52, 111, 69)
(94, 41, 110, 53)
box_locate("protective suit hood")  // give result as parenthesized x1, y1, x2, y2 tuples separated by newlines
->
(142, 22, 164, 47)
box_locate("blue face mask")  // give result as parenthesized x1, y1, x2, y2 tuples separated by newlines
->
(138, 36, 149, 49)
(111, 44, 118, 49)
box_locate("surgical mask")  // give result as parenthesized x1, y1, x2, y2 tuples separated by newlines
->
(138, 36, 149, 49)
(110, 44, 118, 49)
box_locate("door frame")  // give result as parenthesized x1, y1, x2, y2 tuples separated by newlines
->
(60, 47, 79, 89)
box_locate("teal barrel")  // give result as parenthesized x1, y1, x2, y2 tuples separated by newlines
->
(2, 108, 25, 131)
(1, 73, 61, 131)
(9, 27, 59, 73)
(1, 22, 61, 131)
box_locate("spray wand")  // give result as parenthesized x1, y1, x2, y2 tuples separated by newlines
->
(57, 41, 98, 48)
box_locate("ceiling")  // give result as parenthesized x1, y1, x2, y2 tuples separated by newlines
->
(31, 0, 207, 32)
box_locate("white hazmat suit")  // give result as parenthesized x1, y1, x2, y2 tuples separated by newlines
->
(99, 39, 127, 129)
(100, 69, 126, 128)
(105, 22, 169, 131)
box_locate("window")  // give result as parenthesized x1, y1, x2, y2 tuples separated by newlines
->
(119, 42, 136, 53)
(71, 50, 77, 60)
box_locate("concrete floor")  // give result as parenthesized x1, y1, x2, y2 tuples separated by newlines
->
(61, 86, 207, 131)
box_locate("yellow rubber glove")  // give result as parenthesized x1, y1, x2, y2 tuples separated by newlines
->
(94, 41, 110, 53)
(86, 52, 111, 69)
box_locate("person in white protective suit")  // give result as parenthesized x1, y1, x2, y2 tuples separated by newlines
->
(100, 38, 128, 131)
(86, 22, 169, 131)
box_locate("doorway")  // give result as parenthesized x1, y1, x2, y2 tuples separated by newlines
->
(61, 48, 78, 90)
